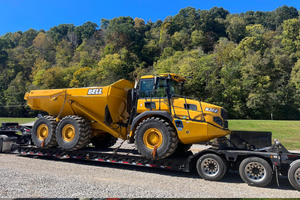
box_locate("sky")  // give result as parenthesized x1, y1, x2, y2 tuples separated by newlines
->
(0, 0, 300, 35)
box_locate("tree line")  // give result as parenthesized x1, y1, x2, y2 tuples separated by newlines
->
(1, 5, 300, 119)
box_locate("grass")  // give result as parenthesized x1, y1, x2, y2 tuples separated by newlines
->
(0, 117, 36, 127)
(229, 120, 300, 150)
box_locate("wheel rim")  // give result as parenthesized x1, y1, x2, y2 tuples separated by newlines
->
(62, 124, 76, 142)
(37, 124, 49, 140)
(294, 168, 300, 185)
(143, 128, 163, 149)
(244, 162, 266, 182)
(201, 158, 219, 177)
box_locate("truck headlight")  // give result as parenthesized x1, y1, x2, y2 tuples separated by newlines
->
(213, 116, 223, 127)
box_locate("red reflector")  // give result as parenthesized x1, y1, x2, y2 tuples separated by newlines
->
(111, 160, 116, 162)
(274, 162, 277, 165)
(152, 165, 157, 167)
(138, 163, 142, 165)
(123, 161, 129, 164)
(287, 155, 298, 158)
(167, 167, 171, 169)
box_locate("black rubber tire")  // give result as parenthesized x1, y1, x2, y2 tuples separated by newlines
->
(91, 133, 118, 148)
(31, 116, 57, 148)
(288, 159, 300, 191)
(239, 157, 273, 187)
(134, 117, 178, 160)
(56, 115, 91, 151)
(196, 153, 227, 181)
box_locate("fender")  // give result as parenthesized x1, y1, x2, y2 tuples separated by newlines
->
(130, 111, 173, 131)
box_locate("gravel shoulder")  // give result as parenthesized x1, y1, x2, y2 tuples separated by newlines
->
(0, 141, 300, 198)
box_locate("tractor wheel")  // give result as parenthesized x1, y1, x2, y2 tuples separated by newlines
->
(134, 117, 178, 160)
(31, 116, 57, 148)
(196, 153, 227, 181)
(56, 115, 91, 151)
(91, 132, 118, 148)
(239, 157, 273, 187)
(288, 159, 300, 191)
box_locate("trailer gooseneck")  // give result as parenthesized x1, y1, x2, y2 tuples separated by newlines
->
(1, 122, 300, 191)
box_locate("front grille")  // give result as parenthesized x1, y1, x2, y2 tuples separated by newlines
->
(221, 109, 228, 129)
(221, 108, 228, 120)
(224, 120, 228, 129)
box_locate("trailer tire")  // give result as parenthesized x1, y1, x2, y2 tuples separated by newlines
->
(196, 153, 227, 181)
(134, 117, 178, 160)
(239, 157, 273, 187)
(288, 159, 300, 191)
(56, 115, 91, 151)
(92, 132, 118, 148)
(31, 116, 58, 148)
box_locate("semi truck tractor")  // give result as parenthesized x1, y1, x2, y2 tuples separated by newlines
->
(24, 73, 230, 159)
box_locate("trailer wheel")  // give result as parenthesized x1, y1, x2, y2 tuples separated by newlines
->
(91, 132, 118, 148)
(196, 153, 227, 181)
(56, 115, 91, 151)
(239, 157, 273, 187)
(31, 116, 57, 148)
(288, 159, 300, 191)
(134, 117, 178, 160)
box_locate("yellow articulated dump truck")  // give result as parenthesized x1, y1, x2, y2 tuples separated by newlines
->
(24, 73, 231, 159)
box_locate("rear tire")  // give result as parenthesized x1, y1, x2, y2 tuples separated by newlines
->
(288, 159, 300, 191)
(134, 117, 178, 160)
(31, 116, 57, 148)
(196, 153, 227, 181)
(56, 115, 91, 151)
(91, 132, 118, 148)
(239, 157, 273, 187)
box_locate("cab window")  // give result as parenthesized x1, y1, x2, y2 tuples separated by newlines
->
(169, 79, 181, 96)
(140, 79, 167, 98)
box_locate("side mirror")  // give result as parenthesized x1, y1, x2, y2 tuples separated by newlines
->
(153, 76, 159, 90)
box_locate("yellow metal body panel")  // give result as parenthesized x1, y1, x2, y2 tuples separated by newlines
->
(175, 119, 231, 144)
(24, 79, 134, 139)
(141, 73, 186, 82)
(137, 98, 170, 113)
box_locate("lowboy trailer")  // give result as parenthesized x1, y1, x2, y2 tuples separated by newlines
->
(1, 122, 300, 191)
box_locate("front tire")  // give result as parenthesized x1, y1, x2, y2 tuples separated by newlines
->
(196, 153, 227, 181)
(288, 159, 300, 191)
(31, 116, 57, 148)
(239, 157, 273, 187)
(56, 115, 91, 151)
(134, 117, 178, 160)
